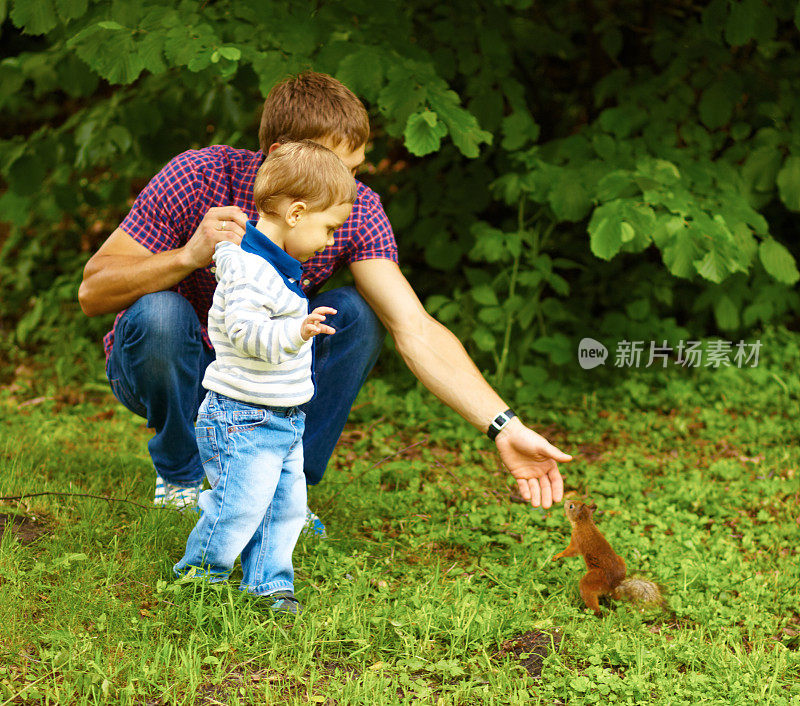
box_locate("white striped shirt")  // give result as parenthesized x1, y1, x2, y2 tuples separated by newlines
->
(202, 237, 313, 407)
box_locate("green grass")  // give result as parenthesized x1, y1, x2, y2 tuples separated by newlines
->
(1, 327, 799, 704)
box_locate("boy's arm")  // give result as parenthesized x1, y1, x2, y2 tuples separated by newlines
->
(219, 257, 311, 364)
(350, 258, 571, 508)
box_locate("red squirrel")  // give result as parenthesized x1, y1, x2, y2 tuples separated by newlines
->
(553, 500, 662, 617)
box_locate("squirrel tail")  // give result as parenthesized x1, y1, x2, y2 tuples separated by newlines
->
(612, 578, 664, 607)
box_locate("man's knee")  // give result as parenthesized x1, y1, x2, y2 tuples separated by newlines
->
(120, 292, 202, 352)
(314, 286, 384, 348)
(116, 292, 204, 380)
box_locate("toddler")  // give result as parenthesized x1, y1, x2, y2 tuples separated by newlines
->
(174, 140, 356, 614)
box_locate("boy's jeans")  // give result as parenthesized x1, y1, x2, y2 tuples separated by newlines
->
(173, 391, 307, 595)
(106, 286, 384, 488)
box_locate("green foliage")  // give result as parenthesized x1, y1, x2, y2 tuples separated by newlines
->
(1, 0, 799, 382)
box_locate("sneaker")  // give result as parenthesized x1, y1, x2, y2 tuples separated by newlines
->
(269, 591, 303, 615)
(302, 506, 327, 538)
(154, 474, 202, 511)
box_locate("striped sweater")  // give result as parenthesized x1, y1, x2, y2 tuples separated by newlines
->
(202, 223, 313, 407)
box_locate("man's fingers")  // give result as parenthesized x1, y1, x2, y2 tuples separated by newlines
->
(222, 221, 246, 238)
(208, 206, 249, 229)
(539, 475, 553, 509)
(547, 443, 573, 463)
(528, 479, 541, 508)
(219, 231, 243, 246)
(516, 478, 531, 503)
(549, 467, 564, 503)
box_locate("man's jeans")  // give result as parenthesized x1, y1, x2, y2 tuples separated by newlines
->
(106, 286, 385, 488)
(173, 391, 306, 595)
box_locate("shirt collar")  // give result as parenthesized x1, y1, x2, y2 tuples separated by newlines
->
(240, 220, 302, 282)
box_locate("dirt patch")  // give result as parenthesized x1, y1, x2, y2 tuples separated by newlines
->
(191, 668, 284, 704)
(495, 629, 563, 679)
(0, 512, 51, 545)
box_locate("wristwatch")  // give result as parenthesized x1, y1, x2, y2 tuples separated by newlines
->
(487, 408, 516, 441)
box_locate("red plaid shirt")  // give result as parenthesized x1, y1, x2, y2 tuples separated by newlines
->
(103, 145, 398, 359)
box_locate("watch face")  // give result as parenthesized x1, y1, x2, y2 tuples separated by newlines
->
(488, 410, 515, 439)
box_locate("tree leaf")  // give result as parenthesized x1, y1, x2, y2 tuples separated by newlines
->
(424, 235, 460, 271)
(7, 153, 46, 196)
(588, 203, 625, 260)
(10, 0, 57, 34)
(699, 77, 739, 130)
(595, 171, 638, 201)
(218, 46, 241, 62)
(404, 111, 447, 156)
(472, 327, 496, 352)
(694, 249, 731, 283)
(337, 48, 386, 102)
(427, 85, 492, 158)
(138, 33, 167, 75)
(531, 333, 572, 364)
(759, 237, 800, 284)
(776, 155, 800, 211)
(741, 147, 782, 193)
(55, 0, 88, 22)
(725, 0, 756, 46)
(713, 294, 739, 330)
(549, 172, 591, 222)
(661, 228, 701, 279)
(501, 110, 539, 151)
(377, 67, 426, 136)
(252, 51, 289, 98)
(471, 284, 499, 306)
(0, 190, 32, 226)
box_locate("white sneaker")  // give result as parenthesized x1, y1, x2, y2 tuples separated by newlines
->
(302, 506, 327, 538)
(154, 474, 201, 511)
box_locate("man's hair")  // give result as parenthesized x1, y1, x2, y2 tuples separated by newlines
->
(258, 71, 369, 153)
(253, 140, 357, 217)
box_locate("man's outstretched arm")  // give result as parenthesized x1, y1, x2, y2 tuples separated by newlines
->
(350, 258, 572, 508)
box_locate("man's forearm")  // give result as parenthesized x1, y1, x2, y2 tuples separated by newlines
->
(392, 315, 508, 431)
(79, 248, 195, 317)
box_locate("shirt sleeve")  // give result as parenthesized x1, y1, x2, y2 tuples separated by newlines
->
(347, 189, 399, 264)
(118, 150, 210, 252)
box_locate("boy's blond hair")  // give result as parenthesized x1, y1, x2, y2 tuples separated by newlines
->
(253, 140, 357, 217)
(258, 72, 369, 153)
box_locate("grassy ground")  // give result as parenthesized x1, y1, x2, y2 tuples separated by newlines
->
(1, 327, 799, 704)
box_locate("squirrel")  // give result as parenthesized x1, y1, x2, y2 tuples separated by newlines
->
(552, 500, 663, 617)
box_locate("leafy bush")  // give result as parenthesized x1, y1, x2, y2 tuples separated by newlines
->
(1, 0, 799, 383)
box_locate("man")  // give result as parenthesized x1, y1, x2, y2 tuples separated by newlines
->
(78, 71, 571, 519)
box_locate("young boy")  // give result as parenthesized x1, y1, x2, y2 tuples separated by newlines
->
(173, 141, 356, 614)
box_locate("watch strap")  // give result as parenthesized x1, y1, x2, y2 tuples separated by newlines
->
(487, 408, 516, 440)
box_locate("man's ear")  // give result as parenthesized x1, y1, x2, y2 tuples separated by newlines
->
(285, 201, 308, 226)
(268, 142, 282, 155)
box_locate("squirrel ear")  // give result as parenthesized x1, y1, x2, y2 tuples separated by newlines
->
(588, 502, 598, 511)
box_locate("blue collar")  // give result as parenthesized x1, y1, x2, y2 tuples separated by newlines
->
(240, 220, 306, 298)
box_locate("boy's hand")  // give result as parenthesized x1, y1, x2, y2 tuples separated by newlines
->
(301, 307, 337, 340)
(494, 418, 572, 508)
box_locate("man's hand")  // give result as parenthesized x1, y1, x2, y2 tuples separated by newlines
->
(301, 307, 337, 340)
(495, 418, 572, 508)
(180, 206, 249, 270)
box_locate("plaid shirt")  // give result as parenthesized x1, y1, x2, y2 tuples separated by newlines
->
(103, 145, 398, 359)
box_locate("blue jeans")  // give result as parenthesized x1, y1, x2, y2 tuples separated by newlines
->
(173, 391, 307, 595)
(106, 287, 384, 487)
